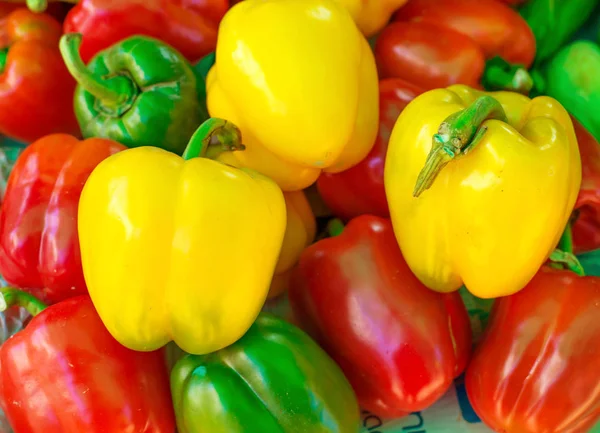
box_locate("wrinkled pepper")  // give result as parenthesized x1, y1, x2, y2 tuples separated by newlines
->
(375, 0, 536, 94)
(269, 191, 316, 299)
(171, 312, 360, 433)
(289, 216, 472, 418)
(466, 256, 600, 433)
(0, 9, 79, 143)
(518, 0, 600, 64)
(572, 118, 600, 253)
(539, 41, 600, 143)
(59, 33, 208, 154)
(0, 290, 176, 433)
(334, 0, 408, 37)
(207, 0, 379, 191)
(0, 134, 125, 304)
(78, 119, 286, 355)
(63, 0, 228, 64)
(384, 85, 581, 299)
(317, 78, 423, 221)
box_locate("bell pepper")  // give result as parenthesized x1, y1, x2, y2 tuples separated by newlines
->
(0, 290, 176, 433)
(538, 41, 600, 143)
(573, 119, 600, 253)
(375, 0, 536, 94)
(288, 215, 472, 418)
(317, 78, 423, 221)
(0, 9, 79, 143)
(384, 84, 581, 299)
(63, 0, 228, 65)
(59, 32, 208, 155)
(0, 134, 125, 305)
(465, 253, 600, 433)
(269, 191, 316, 299)
(518, 0, 600, 64)
(78, 118, 286, 355)
(171, 312, 360, 433)
(334, 0, 408, 37)
(206, 0, 379, 191)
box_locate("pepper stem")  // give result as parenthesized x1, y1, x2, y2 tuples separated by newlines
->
(59, 33, 137, 116)
(327, 218, 345, 237)
(482, 56, 533, 95)
(23, 0, 79, 12)
(413, 95, 508, 197)
(0, 288, 47, 317)
(557, 223, 574, 255)
(0, 48, 8, 75)
(182, 118, 245, 160)
(548, 250, 585, 277)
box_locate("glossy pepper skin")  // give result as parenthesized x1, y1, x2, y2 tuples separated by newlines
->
(334, 0, 408, 37)
(572, 119, 600, 253)
(207, 0, 379, 191)
(63, 0, 228, 64)
(78, 119, 286, 355)
(171, 312, 360, 433)
(289, 215, 472, 418)
(0, 135, 125, 305)
(59, 33, 207, 155)
(541, 41, 600, 143)
(0, 291, 176, 433)
(269, 191, 316, 299)
(375, 0, 535, 93)
(519, 0, 600, 64)
(317, 78, 423, 221)
(0, 9, 79, 143)
(384, 85, 581, 299)
(466, 267, 600, 433)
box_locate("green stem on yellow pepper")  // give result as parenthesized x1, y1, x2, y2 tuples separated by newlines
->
(0, 288, 47, 317)
(182, 118, 246, 161)
(413, 95, 508, 197)
(482, 56, 533, 95)
(59, 33, 137, 116)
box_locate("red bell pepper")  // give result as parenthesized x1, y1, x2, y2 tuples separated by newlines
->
(375, 0, 535, 93)
(0, 290, 176, 433)
(63, 0, 229, 64)
(0, 9, 79, 143)
(0, 134, 125, 304)
(288, 215, 472, 418)
(316, 79, 423, 221)
(465, 260, 600, 433)
(572, 118, 600, 253)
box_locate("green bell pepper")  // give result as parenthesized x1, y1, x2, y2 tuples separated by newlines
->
(519, 0, 600, 64)
(59, 33, 208, 155)
(540, 40, 600, 142)
(171, 313, 360, 433)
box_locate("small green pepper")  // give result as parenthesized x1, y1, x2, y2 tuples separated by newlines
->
(519, 0, 600, 64)
(171, 313, 360, 433)
(59, 33, 208, 154)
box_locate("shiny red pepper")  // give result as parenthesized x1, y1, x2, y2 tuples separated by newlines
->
(0, 9, 79, 142)
(289, 215, 472, 418)
(0, 290, 176, 433)
(466, 265, 600, 433)
(375, 0, 535, 93)
(316, 79, 423, 221)
(0, 134, 125, 304)
(63, 0, 229, 64)
(572, 118, 600, 253)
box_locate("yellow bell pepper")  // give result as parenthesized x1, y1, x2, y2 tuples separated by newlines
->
(336, 0, 409, 37)
(269, 191, 317, 299)
(206, 0, 379, 191)
(384, 85, 581, 299)
(78, 119, 286, 355)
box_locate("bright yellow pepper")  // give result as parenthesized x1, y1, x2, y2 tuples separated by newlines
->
(384, 85, 581, 299)
(206, 0, 379, 191)
(335, 0, 409, 37)
(78, 119, 286, 355)
(269, 191, 317, 299)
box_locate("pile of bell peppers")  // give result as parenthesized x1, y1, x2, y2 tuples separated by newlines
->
(0, 0, 599, 432)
